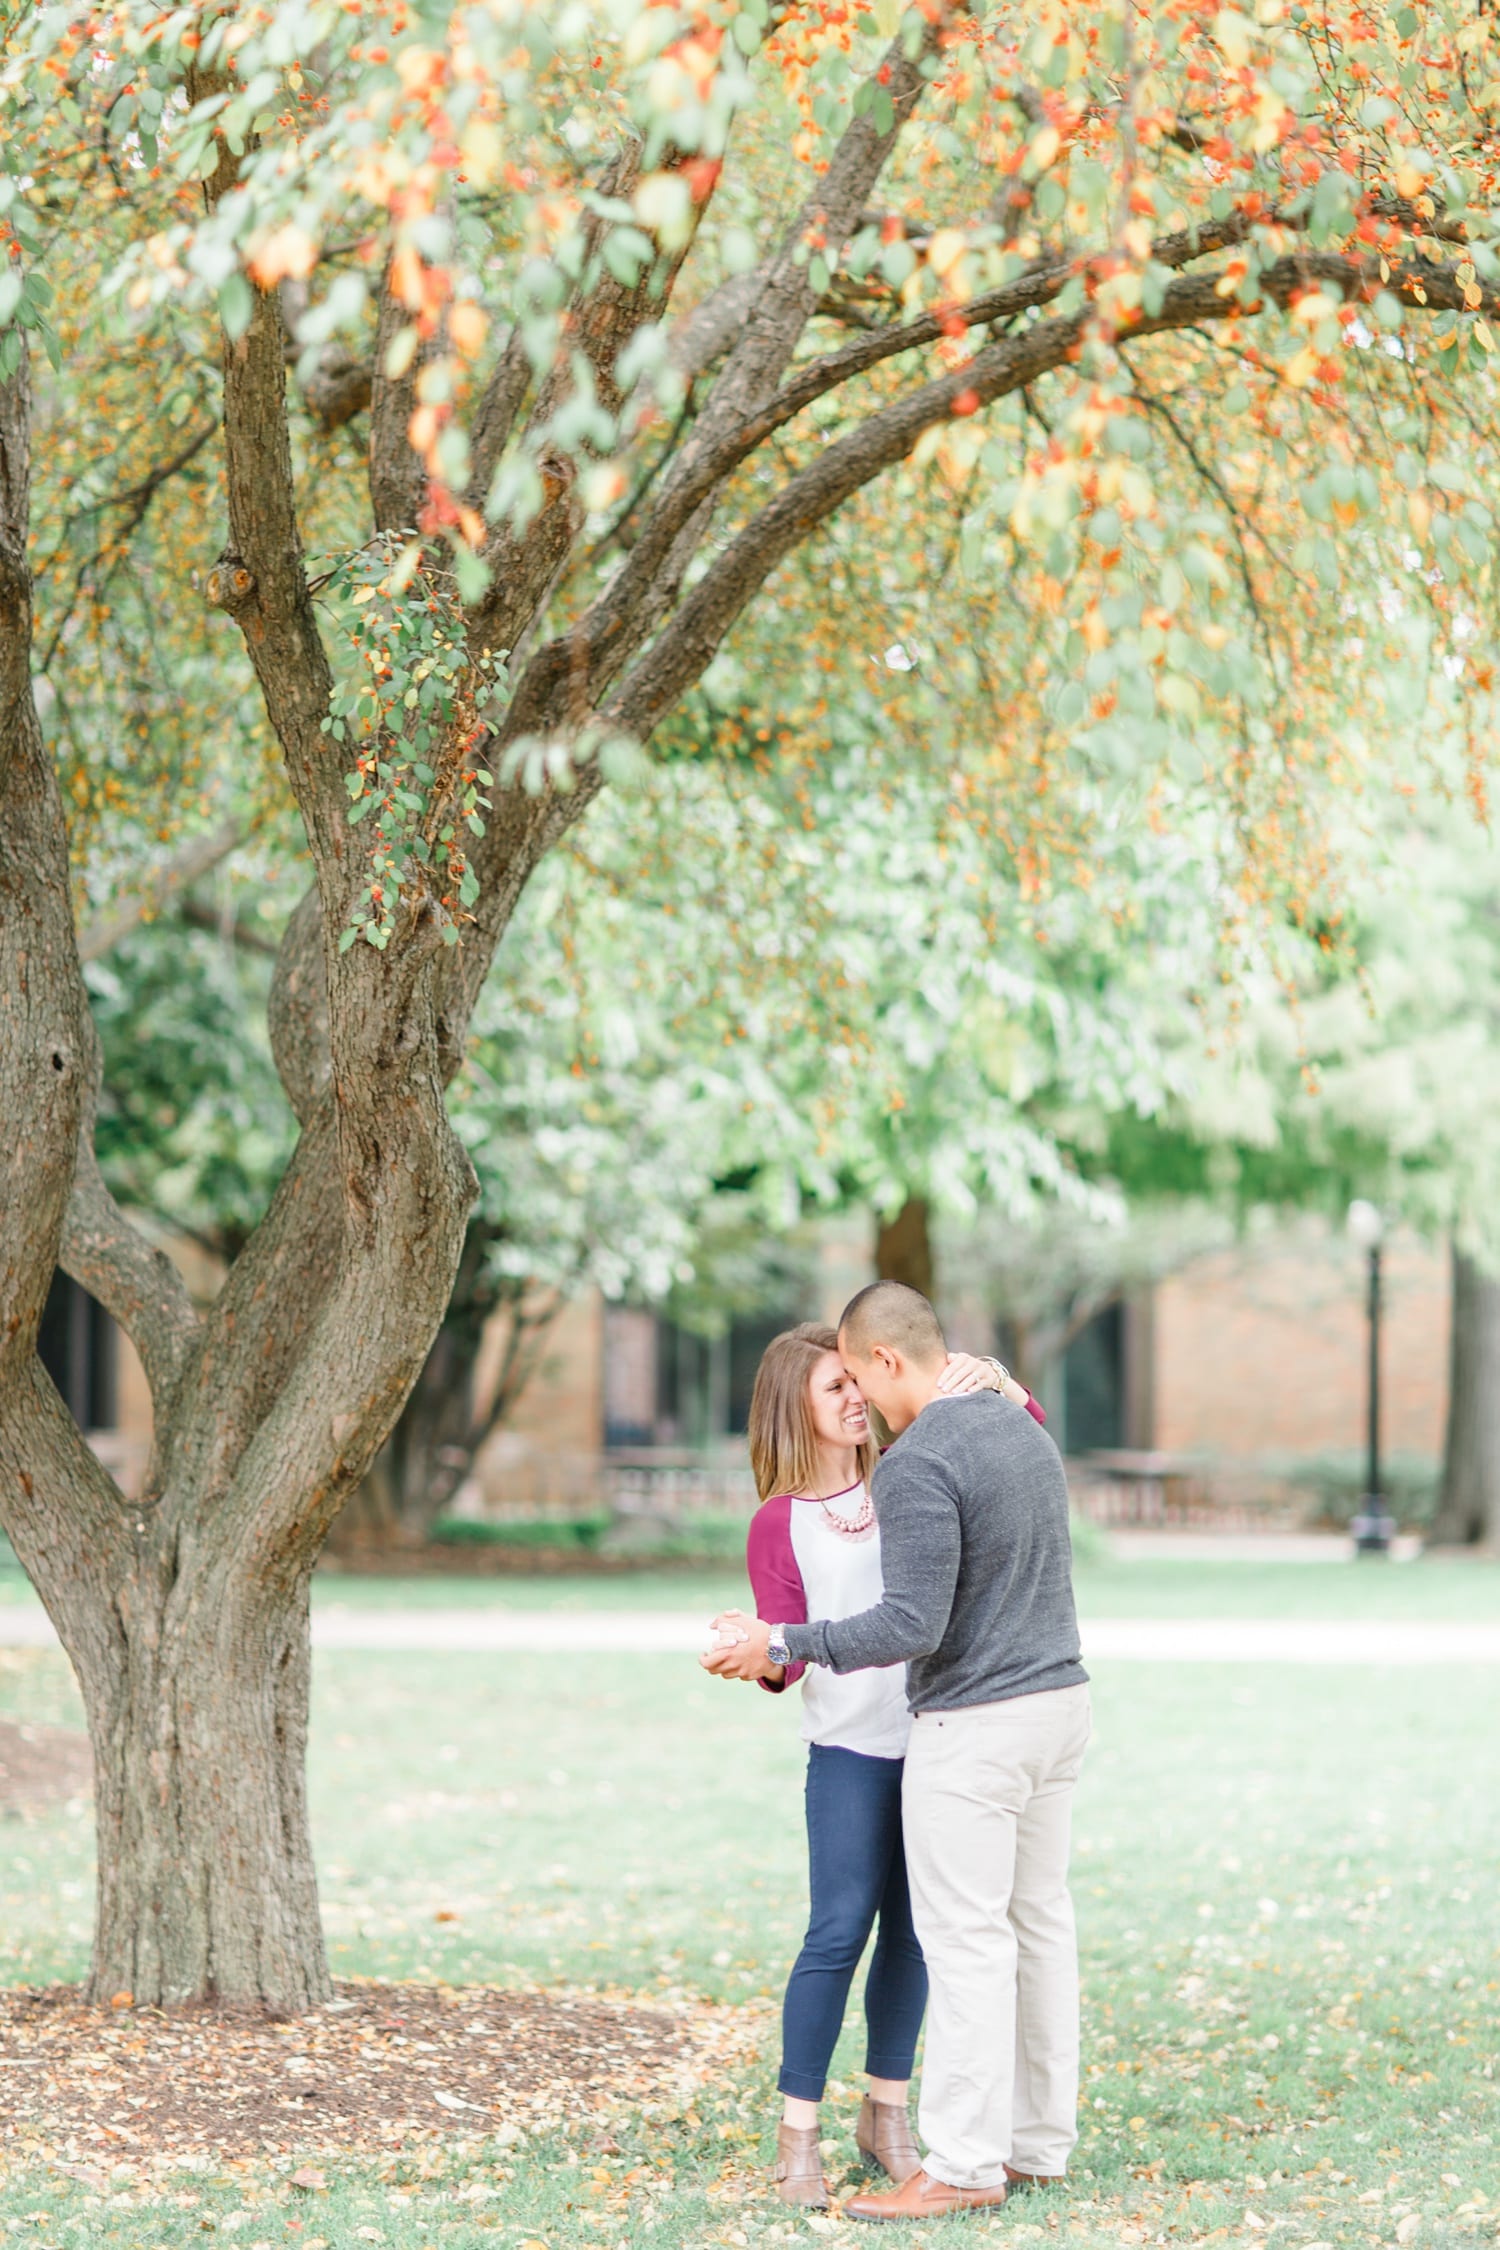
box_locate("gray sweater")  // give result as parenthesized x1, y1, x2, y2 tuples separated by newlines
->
(782, 1391, 1087, 1712)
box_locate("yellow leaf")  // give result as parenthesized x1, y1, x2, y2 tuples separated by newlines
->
(1215, 8, 1253, 66)
(1395, 161, 1425, 199)
(926, 228, 968, 278)
(458, 119, 502, 187)
(1284, 345, 1319, 387)
(1475, 317, 1495, 351)
(1029, 124, 1061, 172)
(1408, 491, 1432, 539)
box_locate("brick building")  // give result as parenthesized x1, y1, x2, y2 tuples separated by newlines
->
(467, 1215, 1450, 1509)
(47, 1214, 1450, 1513)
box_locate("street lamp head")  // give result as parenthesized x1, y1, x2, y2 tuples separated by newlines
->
(1346, 1198, 1385, 1252)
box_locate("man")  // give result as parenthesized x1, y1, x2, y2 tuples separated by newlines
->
(707, 1280, 1090, 2222)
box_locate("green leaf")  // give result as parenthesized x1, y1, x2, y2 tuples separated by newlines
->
(453, 544, 492, 604)
(219, 273, 254, 341)
(338, 925, 359, 953)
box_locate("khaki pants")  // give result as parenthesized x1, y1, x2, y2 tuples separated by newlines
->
(901, 1682, 1092, 2190)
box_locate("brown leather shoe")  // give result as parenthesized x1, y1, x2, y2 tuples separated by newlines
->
(856, 2094, 922, 2184)
(844, 2167, 1010, 2222)
(1005, 2166, 1066, 2191)
(773, 2121, 828, 2209)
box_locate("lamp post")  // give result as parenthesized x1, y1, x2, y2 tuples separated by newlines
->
(1346, 1200, 1394, 1555)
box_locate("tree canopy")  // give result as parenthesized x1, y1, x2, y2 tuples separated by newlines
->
(6, 0, 1500, 2013)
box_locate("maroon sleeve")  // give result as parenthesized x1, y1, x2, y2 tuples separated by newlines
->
(745, 1495, 807, 1692)
(1025, 1394, 1046, 1426)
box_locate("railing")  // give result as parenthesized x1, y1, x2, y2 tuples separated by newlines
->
(603, 1450, 759, 1527)
(1067, 1451, 1307, 1532)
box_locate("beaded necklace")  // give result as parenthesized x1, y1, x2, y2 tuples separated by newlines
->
(813, 1479, 875, 1538)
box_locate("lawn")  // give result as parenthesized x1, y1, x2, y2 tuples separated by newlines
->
(0, 1573, 1496, 2247)
(303, 1551, 1500, 1622)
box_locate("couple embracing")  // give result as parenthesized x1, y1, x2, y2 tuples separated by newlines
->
(703, 1279, 1091, 2223)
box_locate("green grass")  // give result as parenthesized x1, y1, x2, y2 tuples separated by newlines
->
(317, 1548, 1500, 1620)
(0, 1617, 1497, 2246)
(6, 1547, 1500, 1620)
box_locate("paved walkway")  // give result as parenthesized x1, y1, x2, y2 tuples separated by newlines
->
(0, 1606, 1496, 1662)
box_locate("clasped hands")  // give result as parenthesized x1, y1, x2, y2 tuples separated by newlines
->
(700, 1611, 776, 1682)
(700, 1350, 1001, 1685)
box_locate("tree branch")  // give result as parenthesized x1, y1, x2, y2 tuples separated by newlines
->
(599, 257, 1375, 744)
(76, 817, 245, 962)
(467, 138, 712, 660)
(369, 252, 436, 535)
(60, 1132, 200, 1418)
(465, 324, 536, 515)
(0, 343, 132, 1596)
(500, 11, 958, 744)
(189, 69, 339, 879)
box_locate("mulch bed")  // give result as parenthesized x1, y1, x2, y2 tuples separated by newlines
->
(0, 1979, 724, 2162)
(0, 1718, 92, 1814)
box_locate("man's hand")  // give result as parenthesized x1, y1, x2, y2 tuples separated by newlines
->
(699, 1610, 779, 1682)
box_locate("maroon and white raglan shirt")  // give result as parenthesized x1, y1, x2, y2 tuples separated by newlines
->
(745, 1394, 1047, 1763)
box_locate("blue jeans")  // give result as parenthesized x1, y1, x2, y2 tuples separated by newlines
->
(779, 1744, 928, 2102)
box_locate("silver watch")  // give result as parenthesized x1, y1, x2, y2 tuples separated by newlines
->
(767, 1624, 792, 1667)
(984, 1356, 1013, 1392)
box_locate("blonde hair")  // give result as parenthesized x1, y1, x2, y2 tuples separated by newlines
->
(748, 1321, 879, 1502)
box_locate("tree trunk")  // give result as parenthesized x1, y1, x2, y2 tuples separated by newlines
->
(0, 22, 975, 2011)
(331, 1221, 568, 1553)
(876, 1196, 935, 1299)
(1431, 1241, 1500, 1548)
(1, 331, 476, 2009)
(76, 1561, 325, 2008)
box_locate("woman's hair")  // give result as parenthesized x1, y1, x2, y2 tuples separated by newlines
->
(748, 1321, 878, 1501)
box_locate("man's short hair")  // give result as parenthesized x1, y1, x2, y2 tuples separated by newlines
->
(839, 1280, 947, 1367)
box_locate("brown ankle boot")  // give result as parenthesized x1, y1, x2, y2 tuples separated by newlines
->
(856, 2094, 922, 2184)
(774, 2121, 828, 2208)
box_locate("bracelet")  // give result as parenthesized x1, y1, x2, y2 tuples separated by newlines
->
(984, 1356, 1013, 1392)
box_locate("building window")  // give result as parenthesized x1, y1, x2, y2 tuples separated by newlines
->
(37, 1271, 117, 1432)
(603, 1306, 802, 1451)
(1060, 1301, 1125, 1455)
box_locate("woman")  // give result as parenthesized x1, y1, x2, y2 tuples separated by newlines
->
(729, 1320, 1043, 2209)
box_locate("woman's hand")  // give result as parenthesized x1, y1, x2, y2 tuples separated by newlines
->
(938, 1351, 1002, 1395)
(937, 1352, 1031, 1407)
(700, 1610, 777, 1681)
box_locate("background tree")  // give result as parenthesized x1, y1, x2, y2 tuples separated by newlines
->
(5, 0, 1500, 2010)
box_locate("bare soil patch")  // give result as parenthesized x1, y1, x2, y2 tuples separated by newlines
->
(0, 1980, 720, 2161)
(0, 1718, 91, 1814)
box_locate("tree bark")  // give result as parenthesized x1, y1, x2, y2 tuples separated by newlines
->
(876, 1197, 935, 1301)
(336, 1224, 569, 1551)
(1431, 1240, 1500, 1549)
(79, 1557, 325, 2009)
